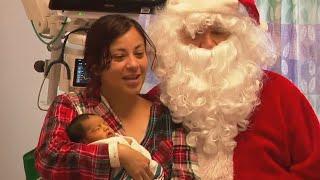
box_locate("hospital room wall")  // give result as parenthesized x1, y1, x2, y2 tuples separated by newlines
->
(0, 0, 47, 179)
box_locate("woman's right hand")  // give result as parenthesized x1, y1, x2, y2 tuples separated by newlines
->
(118, 144, 154, 180)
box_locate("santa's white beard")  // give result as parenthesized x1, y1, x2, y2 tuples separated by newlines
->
(155, 35, 264, 179)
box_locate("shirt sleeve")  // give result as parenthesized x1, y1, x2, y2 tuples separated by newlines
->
(35, 94, 111, 179)
(171, 125, 200, 179)
(282, 79, 320, 179)
(248, 72, 320, 179)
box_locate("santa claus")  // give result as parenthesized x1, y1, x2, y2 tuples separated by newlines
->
(148, 0, 320, 179)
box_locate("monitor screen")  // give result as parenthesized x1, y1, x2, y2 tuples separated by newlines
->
(73, 58, 89, 87)
(49, 0, 166, 14)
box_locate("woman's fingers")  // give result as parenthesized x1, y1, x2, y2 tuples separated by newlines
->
(140, 170, 153, 180)
(118, 145, 153, 179)
(139, 161, 153, 180)
(145, 166, 154, 180)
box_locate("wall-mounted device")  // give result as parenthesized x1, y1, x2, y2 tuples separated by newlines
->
(73, 58, 89, 87)
(49, 0, 166, 14)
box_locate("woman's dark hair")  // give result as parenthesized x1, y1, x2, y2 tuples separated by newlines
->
(84, 14, 156, 95)
(66, 113, 95, 143)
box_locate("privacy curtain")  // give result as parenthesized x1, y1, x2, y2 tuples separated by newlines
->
(257, 0, 320, 116)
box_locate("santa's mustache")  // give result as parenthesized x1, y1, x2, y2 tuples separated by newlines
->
(178, 38, 238, 73)
(158, 35, 241, 98)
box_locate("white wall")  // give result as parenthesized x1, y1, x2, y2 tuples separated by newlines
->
(0, 0, 48, 179)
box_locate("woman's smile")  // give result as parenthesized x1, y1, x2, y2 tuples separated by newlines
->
(122, 74, 141, 87)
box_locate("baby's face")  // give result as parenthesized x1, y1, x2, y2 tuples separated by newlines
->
(81, 115, 115, 143)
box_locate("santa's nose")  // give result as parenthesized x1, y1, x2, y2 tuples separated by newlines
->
(199, 31, 217, 49)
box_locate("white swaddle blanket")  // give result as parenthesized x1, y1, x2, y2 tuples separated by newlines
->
(90, 134, 163, 179)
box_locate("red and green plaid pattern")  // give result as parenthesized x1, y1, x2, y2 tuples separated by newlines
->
(35, 90, 199, 179)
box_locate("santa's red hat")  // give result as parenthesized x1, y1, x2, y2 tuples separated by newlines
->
(239, 0, 260, 24)
(166, 0, 260, 24)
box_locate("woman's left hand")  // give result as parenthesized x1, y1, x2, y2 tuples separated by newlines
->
(118, 144, 154, 180)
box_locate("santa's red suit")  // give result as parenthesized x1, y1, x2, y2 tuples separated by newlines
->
(233, 71, 320, 179)
(147, 0, 320, 179)
(148, 71, 320, 179)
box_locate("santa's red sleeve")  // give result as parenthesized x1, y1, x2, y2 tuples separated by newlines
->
(234, 71, 320, 180)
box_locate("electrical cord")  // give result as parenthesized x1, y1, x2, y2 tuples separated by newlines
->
(37, 27, 89, 111)
(37, 77, 48, 111)
(30, 17, 68, 46)
(39, 33, 53, 39)
(44, 27, 89, 80)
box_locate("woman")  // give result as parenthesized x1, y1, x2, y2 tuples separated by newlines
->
(35, 14, 198, 180)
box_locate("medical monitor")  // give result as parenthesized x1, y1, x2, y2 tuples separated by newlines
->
(73, 58, 89, 87)
(49, 0, 166, 14)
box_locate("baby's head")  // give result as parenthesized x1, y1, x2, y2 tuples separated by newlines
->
(67, 113, 115, 143)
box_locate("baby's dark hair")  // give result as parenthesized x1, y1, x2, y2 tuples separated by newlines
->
(67, 113, 95, 143)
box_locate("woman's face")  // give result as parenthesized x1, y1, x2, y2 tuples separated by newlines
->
(100, 27, 148, 96)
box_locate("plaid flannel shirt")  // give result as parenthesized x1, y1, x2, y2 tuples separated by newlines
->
(35, 90, 199, 179)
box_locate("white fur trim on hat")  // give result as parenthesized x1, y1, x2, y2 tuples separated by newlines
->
(165, 0, 260, 24)
(167, 0, 238, 14)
